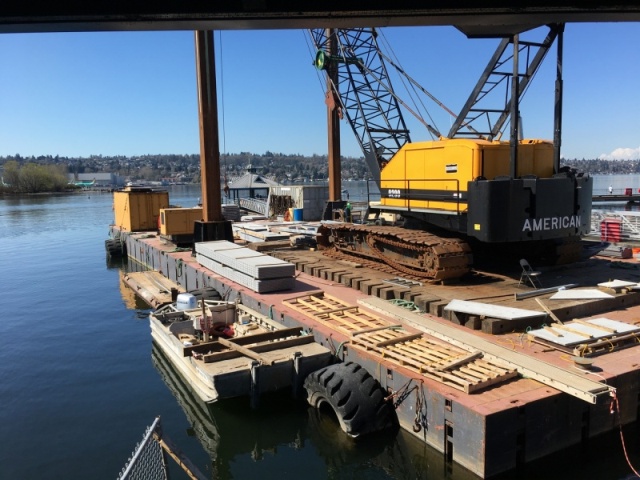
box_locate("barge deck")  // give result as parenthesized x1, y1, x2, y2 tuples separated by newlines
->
(115, 226, 640, 478)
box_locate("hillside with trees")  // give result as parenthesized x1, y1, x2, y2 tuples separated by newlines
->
(0, 152, 368, 189)
(0, 152, 636, 194)
(1, 160, 70, 193)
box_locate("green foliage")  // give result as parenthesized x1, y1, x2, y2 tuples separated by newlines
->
(0, 161, 69, 193)
(0, 152, 370, 185)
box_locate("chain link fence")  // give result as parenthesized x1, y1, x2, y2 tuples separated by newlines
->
(117, 417, 168, 480)
(117, 416, 207, 480)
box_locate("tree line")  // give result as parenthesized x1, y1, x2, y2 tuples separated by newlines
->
(1, 160, 70, 194)
(0, 152, 369, 188)
(0, 152, 637, 194)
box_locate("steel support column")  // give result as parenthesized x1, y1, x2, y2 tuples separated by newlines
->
(195, 30, 222, 222)
(194, 30, 232, 242)
(326, 29, 342, 202)
(509, 34, 519, 179)
(553, 25, 564, 173)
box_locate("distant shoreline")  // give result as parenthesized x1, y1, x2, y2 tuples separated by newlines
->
(0, 190, 80, 198)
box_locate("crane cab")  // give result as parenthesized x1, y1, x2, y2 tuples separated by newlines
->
(378, 138, 591, 243)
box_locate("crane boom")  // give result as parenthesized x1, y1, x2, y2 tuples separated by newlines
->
(448, 24, 563, 140)
(309, 28, 410, 182)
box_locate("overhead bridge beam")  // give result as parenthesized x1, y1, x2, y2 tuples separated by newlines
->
(1, 3, 640, 34)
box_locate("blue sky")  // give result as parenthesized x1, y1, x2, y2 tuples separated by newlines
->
(0, 23, 639, 160)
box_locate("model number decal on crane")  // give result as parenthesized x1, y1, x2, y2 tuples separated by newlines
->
(387, 189, 402, 198)
(522, 215, 581, 232)
(445, 164, 458, 173)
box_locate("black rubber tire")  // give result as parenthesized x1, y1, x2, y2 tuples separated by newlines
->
(105, 239, 121, 257)
(303, 361, 397, 438)
(105, 239, 126, 257)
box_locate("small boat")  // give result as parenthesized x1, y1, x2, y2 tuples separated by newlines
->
(149, 293, 332, 404)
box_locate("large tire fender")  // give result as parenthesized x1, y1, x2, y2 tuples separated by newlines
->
(303, 361, 397, 438)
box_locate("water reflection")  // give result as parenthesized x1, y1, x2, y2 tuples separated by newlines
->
(0, 192, 114, 238)
(151, 343, 480, 480)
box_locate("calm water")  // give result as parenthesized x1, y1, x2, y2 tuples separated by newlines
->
(1, 181, 639, 480)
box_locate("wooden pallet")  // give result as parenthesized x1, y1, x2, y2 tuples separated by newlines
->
(283, 292, 518, 394)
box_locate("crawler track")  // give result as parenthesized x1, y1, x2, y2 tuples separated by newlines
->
(317, 224, 472, 282)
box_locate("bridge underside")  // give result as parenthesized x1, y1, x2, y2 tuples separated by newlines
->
(1, 3, 640, 35)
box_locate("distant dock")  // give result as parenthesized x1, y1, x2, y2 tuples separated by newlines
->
(592, 193, 640, 203)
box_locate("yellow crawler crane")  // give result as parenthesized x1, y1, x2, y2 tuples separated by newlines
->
(311, 26, 591, 281)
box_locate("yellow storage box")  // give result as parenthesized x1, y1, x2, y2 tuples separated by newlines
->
(113, 189, 169, 232)
(160, 207, 203, 235)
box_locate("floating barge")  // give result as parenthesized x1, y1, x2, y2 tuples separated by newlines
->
(113, 222, 640, 478)
(149, 296, 332, 405)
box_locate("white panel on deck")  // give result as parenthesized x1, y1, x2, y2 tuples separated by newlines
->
(550, 289, 614, 300)
(444, 299, 546, 320)
(233, 223, 269, 232)
(195, 240, 243, 256)
(197, 253, 295, 293)
(215, 249, 295, 279)
(528, 318, 640, 346)
(195, 240, 295, 292)
(589, 317, 640, 334)
(597, 280, 638, 289)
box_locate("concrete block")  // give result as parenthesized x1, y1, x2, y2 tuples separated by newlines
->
(449, 311, 482, 330)
(428, 300, 449, 318)
(401, 290, 423, 302)
(320, 268, 333, 280)
(341, 274, 362, 288)
(413, 294, 440, 312)
(482, 317, 545, 334)
(302, 263, 317, 275)
(311, 265, 326, 277)
(360, 280, 384, 296)
(372, 285, 395, 300)
(329, 270, 347, 282)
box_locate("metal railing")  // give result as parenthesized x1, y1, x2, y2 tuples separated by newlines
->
(239, 197, 269, 216)
(381, 178, 463, 214)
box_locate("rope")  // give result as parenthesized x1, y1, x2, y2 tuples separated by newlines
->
(390, 299, 421, 312)
(413, 382, 428, 433)
(325, 334, 347, 359)
(384, 378, 416, 408)
(611, 393, 640, 477)
(334, 341, 346, 359)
